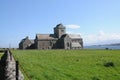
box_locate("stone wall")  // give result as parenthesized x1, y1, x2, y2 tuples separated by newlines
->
(0, 50, 24, 80)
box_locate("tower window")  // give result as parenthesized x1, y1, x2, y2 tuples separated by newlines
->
(67, 43, 69, 47)
(61, 30, 64, 32)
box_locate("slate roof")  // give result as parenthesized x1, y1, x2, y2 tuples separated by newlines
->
(68, 34, 81, 39)
(20, 39, 25, 43)
(61, 34, 81, 39)
(71, 42, 81, 47)
(30, 40, 35, 44)
(36, 34, 55, 39)
(19, 37, 28, 44)
(61, 34, 68, 38)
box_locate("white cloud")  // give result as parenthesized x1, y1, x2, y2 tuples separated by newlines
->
(98, 30, 105, 36)
(83, 30, 120, 45)
(65, 24, 80, 29)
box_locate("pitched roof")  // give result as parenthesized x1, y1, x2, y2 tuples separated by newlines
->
(36, 34, 54, 39)
(19, 36, 29, 44)
(61, 34, 68, 38)
(68, 34, 81, 39)
(72, 42, 81, 47)
(30, 40, 35, 44)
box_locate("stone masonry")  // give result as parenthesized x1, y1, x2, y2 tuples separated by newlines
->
(0, 50, 24, 80)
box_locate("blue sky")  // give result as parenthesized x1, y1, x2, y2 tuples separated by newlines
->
(0, 0, 120, 48)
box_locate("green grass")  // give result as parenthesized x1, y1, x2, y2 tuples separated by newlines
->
(0, 53, 3, 58)
(0, 49, 5, 58)
(12, 50, 120, 80)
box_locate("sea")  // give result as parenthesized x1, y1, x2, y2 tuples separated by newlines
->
(84, 45, 120, 50)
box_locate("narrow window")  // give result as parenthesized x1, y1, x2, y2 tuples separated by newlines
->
(67, 43, 69, 47)
(61, 30, 64, 32)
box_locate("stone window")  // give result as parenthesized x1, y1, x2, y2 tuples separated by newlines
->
(61, 30, 64, 32)
(67, 43, 69, 47)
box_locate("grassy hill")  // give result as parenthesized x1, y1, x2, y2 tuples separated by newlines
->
(12, 50, 120, 80)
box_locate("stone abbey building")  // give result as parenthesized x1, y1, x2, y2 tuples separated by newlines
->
(19, 24, 83, 50)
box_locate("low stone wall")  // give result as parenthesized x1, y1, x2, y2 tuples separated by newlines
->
(0, 50, 24, 80)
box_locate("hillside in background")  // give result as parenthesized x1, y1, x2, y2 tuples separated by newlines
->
(103, 43, 120, 46)
(85, 39, 120, 46)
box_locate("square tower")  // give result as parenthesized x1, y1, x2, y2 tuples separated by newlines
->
(54, 24, 66, 38)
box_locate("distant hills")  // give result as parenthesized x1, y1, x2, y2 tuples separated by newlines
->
(89, 43, 120, 47)
(103, 43, 120, 46)
(94, 43, 120, 46)
(91, 39, 120, 46)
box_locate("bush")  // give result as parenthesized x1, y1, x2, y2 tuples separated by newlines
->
(92, 76, 100, 80)
(104, 62, 114, 67)
(105, 48, 109, 50)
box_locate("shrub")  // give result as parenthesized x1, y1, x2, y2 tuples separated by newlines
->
(104, 62, 114, 67)
(92, 76, 100, 80)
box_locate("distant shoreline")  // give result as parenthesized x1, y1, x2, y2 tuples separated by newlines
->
(84, 45, 120, 50)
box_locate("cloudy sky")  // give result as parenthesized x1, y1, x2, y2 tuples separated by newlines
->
(0, 0, 120, 47)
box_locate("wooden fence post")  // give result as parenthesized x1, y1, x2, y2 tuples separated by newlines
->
(16, 61, 19, 80)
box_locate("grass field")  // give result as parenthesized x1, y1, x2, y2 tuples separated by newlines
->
(0, 52, 4, 58)
(0, 54, 3, 58)
(12, 50, 120, 80)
